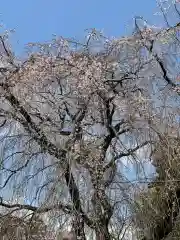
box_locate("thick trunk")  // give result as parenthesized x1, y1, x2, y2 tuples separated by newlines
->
(64, 164, 87, 240)
(72, 215, 86, 240)
(95, 225, 111, 240)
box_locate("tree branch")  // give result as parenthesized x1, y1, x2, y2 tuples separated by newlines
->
(104, 140, 152, 172)
(0, 197, 73, 214)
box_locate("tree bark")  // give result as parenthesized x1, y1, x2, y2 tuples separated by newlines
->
(95, 224, 111, 240)
(72, 215, 86, 240)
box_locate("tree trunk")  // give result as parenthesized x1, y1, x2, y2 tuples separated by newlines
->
(95, 224, 110, 240)
(72, 215, 86, 240)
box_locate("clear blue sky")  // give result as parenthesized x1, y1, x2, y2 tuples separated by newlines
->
(0, 0, 163, 56)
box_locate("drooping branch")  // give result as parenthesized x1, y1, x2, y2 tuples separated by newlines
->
(0, 81, 93, 232)
(103, 140, 152, 180)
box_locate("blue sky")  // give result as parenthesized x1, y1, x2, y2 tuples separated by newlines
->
(0, 0, 163, 56)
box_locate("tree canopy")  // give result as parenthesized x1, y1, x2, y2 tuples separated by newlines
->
(0, 1, 180, 239)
